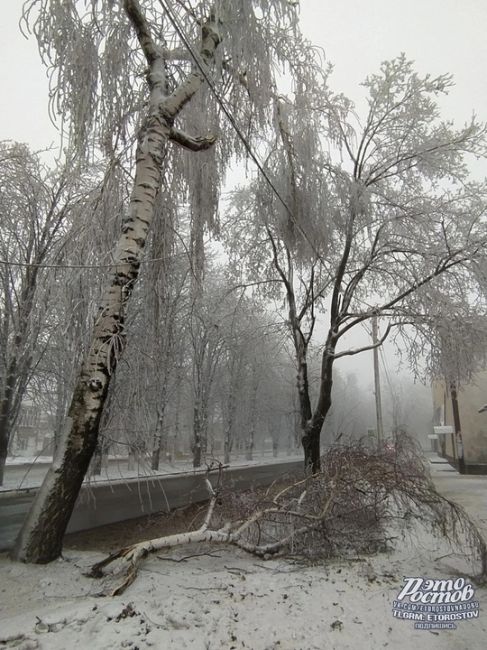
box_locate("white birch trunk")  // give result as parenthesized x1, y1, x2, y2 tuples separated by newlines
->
(13, 0, 220, 563)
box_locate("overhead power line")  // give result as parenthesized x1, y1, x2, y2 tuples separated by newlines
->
(157, 0, 321, 257)
(2, 3, 319, 273)
(0, 256, 168, 271)
(157, 0, 292, 211)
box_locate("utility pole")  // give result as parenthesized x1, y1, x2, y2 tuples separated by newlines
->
(372, 314, 384, 445)
(450, 381, 466, 474)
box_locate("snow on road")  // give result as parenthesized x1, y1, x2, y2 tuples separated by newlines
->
(1, 454, 303, 492)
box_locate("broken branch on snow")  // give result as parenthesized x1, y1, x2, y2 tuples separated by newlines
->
(88, 439, 487, 596)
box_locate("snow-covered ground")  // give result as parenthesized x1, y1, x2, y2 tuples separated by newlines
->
(1, 537, 485, 649)
(1, 455, 486, 649)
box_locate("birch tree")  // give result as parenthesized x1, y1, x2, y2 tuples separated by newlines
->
(14, 0, 307, 562)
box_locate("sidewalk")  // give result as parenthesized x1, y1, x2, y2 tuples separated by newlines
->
(428, 451, 487, 538)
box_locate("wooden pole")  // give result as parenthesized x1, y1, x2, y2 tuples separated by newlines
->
(372, 315, 384, 445)
(450, 382, 466, 474)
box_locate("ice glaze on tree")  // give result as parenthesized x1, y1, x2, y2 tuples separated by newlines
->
(13, 0, 222, 563)
(227, 56, 487, 472)
(0, 144, 77, 485)
(15, 0, 303, 562)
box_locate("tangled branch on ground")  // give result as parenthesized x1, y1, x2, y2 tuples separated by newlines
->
(88, 437, 487, 595)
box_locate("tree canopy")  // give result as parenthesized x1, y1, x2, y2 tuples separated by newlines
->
(5, 0, 487, 559)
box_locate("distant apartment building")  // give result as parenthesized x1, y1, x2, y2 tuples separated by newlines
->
(10, 401, 54, 458)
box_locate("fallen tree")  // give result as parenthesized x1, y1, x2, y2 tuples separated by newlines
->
(89, 437, 487, 595)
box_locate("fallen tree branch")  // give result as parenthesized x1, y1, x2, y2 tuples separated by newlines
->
(88, 464, 337, 594)
(87, 438, 487, 595)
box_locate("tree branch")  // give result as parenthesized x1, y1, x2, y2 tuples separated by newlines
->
(169, 127, 217, 151)
(124, 0, 160, 66)
(333, 322, 393, 359)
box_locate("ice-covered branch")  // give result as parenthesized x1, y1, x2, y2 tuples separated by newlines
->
(87, 438, 487, 596)
(124, 0, 160, 66)
(169, 127, 217, 151)
(333, 322, 393, 359)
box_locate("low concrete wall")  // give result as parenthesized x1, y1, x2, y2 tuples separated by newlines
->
(0, 460, 302, 550)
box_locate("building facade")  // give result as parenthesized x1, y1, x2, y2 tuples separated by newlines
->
(432, 374, 487, 473)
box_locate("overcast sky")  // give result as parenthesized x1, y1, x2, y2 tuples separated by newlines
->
(2, 1, 487, 150)
(1, 1, 485, 399)
(301, 0, 487, 127)
(2, 1, 486, 150)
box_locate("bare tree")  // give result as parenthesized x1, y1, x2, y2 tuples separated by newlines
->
(190, 296, 226, 467)
(228, 56, 487, 471)
(0, 143, 85, 484)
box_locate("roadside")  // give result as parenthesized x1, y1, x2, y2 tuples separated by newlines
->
(428, 450, 487, 538)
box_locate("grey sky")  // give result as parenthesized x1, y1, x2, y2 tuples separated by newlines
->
(0, 4, 51, 150)
(301, 0, 487, 128)
(2, 1, 487, 151)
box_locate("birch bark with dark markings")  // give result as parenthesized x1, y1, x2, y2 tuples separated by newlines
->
(13, 0, 220, 563)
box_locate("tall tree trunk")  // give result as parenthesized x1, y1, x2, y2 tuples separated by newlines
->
(269, 420, 280, 457)
(223, 437, 231, 465)
(151, 402, 167, 471)
(245, 374, 259, 461)
(245, 426, 255, 461)
(12, 0, 221, 563)
(223, 399, 235, 464)
(0, 359, 18, 485)
(149, 188, 173, 471)
(127, 443, 140, 472)
(224, 358, 239, 464)
(287, 400, 300, 455)
(173, 354, 183, 454)
(450, 382, 466, 474)
(294, 337, 316, 470)
(189, 161, 207, 468)
(192, 338, 218, 467)
(302, 339, 335, 473)
(0, 413, 9, 486)
(192, 393, 208, 468)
